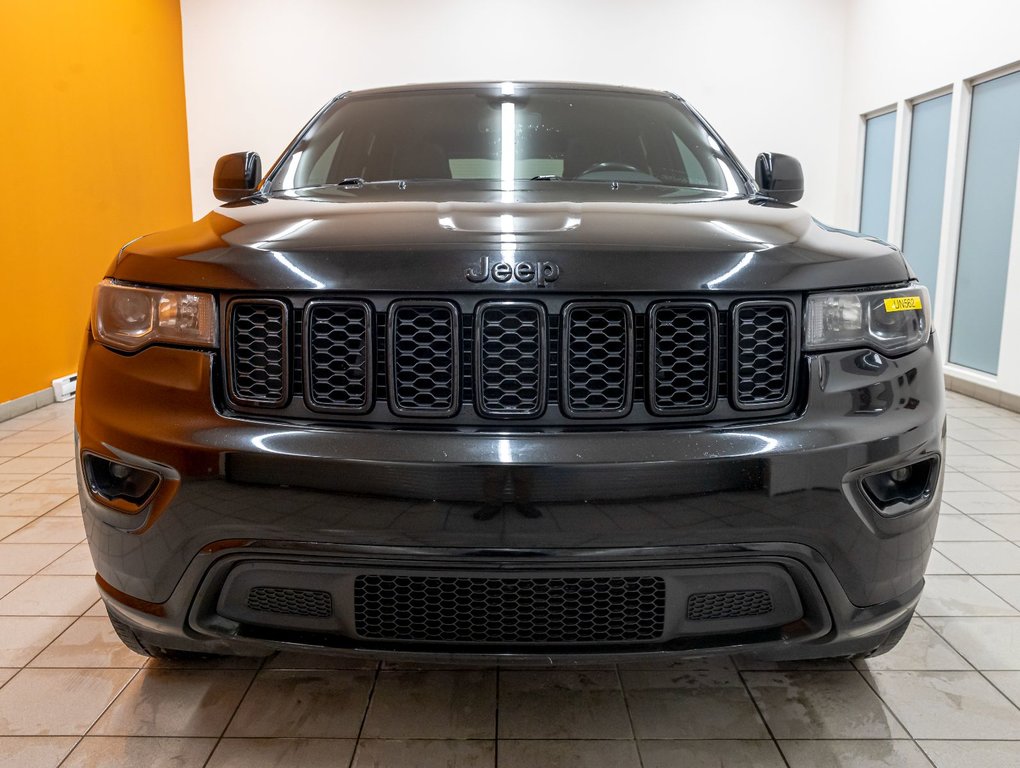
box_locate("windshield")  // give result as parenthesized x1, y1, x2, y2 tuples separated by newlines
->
(267, 86, 749, 195)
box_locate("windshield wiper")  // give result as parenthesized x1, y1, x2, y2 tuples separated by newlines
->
(337, 177, 366, 187)
(530, 175, 563, 181)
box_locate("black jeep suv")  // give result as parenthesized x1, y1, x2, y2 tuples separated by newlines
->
(78, 82, 943, 662)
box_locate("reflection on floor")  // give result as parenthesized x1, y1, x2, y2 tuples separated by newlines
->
(0, 392, 1019, 767)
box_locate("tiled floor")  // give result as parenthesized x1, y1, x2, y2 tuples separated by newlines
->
(1, 393, 1020, 767)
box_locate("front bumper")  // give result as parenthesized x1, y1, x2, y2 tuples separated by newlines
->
(77, 332, 944, 659)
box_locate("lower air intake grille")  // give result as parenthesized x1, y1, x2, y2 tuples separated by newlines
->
(354, 574, 666, 644)
(246, 586, 332, 618)
(732, 302, 794, 409)
(686, 590, 773, 621)
(228, 300, 288, 407)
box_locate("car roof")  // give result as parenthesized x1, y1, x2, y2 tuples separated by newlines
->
(337, 81, 680, 100)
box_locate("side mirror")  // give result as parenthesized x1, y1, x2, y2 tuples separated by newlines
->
(755, 152, 803, 204)
(213, 151, 262, 202)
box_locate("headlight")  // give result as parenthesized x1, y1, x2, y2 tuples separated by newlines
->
(92, 279, 217, 352)
(805, 285, 931, 355)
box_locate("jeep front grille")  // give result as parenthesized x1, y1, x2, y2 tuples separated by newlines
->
(732, 301, 795, 409)
(227, 299, 288, 407)
(223, 296, 798, 422)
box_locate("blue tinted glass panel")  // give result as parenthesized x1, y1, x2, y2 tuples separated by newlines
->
(902, 94, 952, 305)
(950, 70, 1020, 374)
(859, 111, 897, 239)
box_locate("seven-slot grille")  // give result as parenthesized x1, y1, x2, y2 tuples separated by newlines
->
(305, 300, 373, 413)
(225, 298, 797, 419)
(354, 574, 666, 644)
(732, 301, 795, 409)
(475, 302, 546, 417)
(227, 299, 288, 406)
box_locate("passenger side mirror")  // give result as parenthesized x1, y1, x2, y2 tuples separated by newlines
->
(755, 152, 803, 204)
(213, 151, 262, 202)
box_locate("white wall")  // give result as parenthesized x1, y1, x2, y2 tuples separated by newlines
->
(835, 0, 1020, 396)
(835, 0, 1020, 228)
(180, 0, 848, 220)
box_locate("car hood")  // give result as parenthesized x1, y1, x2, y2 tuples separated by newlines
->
(111, 185, 909, 293)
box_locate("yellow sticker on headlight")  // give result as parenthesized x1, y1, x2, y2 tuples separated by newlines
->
(884, 296, 922, 312)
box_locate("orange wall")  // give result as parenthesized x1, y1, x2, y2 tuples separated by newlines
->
(0, 1, 192, 403)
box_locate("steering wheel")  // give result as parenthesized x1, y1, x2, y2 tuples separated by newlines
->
(576, 162, 642, 177)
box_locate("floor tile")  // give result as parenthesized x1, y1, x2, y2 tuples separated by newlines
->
(225, 670, 374, 738)
(0, 476, 37, 494)
(916, 574, 1018, 616)
(0, 670, 15, 688)
(18, 445, 73, 460)
(0, 458, 68, 476)
(616, 654, 736, 672)
(14, 476, 77, 496)
(968, 471, 1020, 492)
(206, 737, 356, 768)
(39, 543, 94, 576)
(0, 736, 77, 768)
(935, 515, 1004, 541)
(0, 518, 32, 540)
(90, 669, 254, 737)
(0, 495, 70, 517)
(0, 668, 135, 735)
(985, 671, 1020, 708)
(864, 670, 1020, 739)
(619, 670, 768, 740)
(0, 544, 74, 575)
(779, 739, 936, 767)
(853, 618, 970, 671)
(352, 739, 493, 768)
(971, 514, 1020, 541)
(0, 616, 75, 666)
(939, 491, 1020, 515)
(0, 575, 99, 616)
(918, 740, 1020, 768)
(2, 517, 85, 545)
(742, 671, 906, 739)
(638, 739, 785, 767)
(362, 670, 495, 739)
(933, 542, 1020, 574)
(944, 454, 1018, 473)
(60, 736, 217, 768)
(0, 576, 25, 601)
(29, 617, 147, 669)
(925, 551, 965, 575)
(497, 739, 640, 768)
(732, 656, 854, 671)
(497, 670, 631, 739)
(942, 474, 991, 493)
(925, 617, 1020, 669)
(978, 575, 1020, 610)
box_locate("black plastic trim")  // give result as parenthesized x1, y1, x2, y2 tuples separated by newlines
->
(387, 299, 461, 418)
(730, 299, 797, 411)
(561, 301, 635, 419)
(647, 300, 718, 416)
(224, 297, 290, 408)
(473, 301, 548, 419)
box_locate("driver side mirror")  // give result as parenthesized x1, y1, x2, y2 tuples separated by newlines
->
(213, 151, 262, 202)
(755, 152, 803, 204)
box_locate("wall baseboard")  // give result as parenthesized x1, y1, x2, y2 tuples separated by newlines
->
(0, 387, 58, 424)
(945, 373, 1020, 414)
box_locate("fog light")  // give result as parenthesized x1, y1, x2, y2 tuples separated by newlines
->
(83, 453, 161, 512)
(862, 457, 938, 515)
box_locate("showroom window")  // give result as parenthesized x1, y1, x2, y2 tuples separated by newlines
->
(859, 110, 897, 240)
(949, 69, 1020, 374)
(901, 93, 952, 307)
